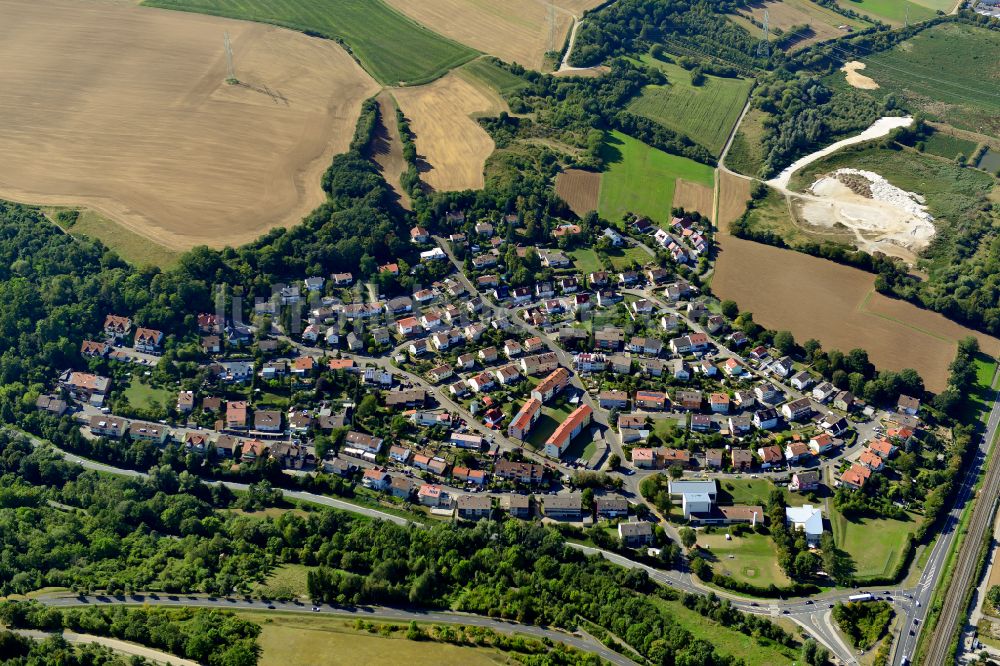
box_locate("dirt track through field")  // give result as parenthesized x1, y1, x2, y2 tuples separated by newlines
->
(370, 93, 411, 209)
(713, 233, 999, 391)
(393, 72, 503, 191)
(0, 0, 379, 250)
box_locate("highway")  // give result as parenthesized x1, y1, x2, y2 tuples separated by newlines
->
(34, 593, 639, 666)
(914, 366, 1000, 666)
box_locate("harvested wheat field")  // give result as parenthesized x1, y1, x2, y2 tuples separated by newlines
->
(713, 235, 999, 391)
(556, 169, 601, 216)
(370, 93, 411, 209)
(738, 0, 863, 50)
(384, 0, 573, 69)
(393, 72, 504, 191)
(673, 179, 714, 218)
(0, 0, 379, 251)
(553, 0, 607, 13)
(718, 171, 753, 230)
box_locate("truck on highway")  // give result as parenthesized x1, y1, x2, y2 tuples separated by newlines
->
(848, 593, 874, 603)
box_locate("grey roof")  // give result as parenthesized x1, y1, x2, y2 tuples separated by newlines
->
(668, 479, 718, 496)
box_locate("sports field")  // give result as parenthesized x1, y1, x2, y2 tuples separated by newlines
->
(858, 23, 1000, 137)
(598, 131, 715, 224)
(0, 0, 380, 251)
(144, 0, 477, 85)
(383, 0, 573, 70)
(836, 0, 951, 25)
(630, 58, 753, 156)
(393, 72, 505, 191)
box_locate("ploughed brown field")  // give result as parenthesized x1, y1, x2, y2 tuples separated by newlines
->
(717, 170, 753, 229)
(0, 0, 379, 251)
(392, 72, 504, 192)
(713, 234, 999, 391)
(555, 169, 601, 216)
(673, 179, 714, 218)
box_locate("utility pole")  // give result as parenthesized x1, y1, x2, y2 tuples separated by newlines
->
(224, 31, 236, 82)
(756, 10, 770, 60)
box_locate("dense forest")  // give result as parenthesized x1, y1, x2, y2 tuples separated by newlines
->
(0, 630, 150, 665)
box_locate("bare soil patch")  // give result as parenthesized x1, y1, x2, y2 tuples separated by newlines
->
(553, 66, 610, 78)
(383, 0, 573, 70)
(841, 61, 880, 90)
(673, 179, 715, 217)
(392, 72, 504, 191)
(717, 171, 753, 231)
(0, 0, 379, 251)
(556, 169, 601, 216)
(713, 234, 999, 391)
(370, 93, 411, 209)
(738, 0, 855, 50)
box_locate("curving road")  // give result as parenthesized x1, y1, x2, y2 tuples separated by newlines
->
(34, 593, 638, 666)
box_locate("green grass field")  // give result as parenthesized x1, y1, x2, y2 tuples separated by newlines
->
(569, 248, 603, 274)
(242, 614, 509, 666)
(47, 208, 180, 269)
(254, 563, 312, 599)
(606, 246, 652, 271)
(856, 23, 1000, 136)
(598, 131, 714, 224)
(836, 0, 949, 25)
(920, 130, 979, 162)
(652, 597, 797, 663)
(697, 532, 793, 589)
(525, 403, 575, 449)
(831, 510, 920, 578)
(724, 107, 768, 177)
(142, 0, 477, 85)
(629, 57, 753, 156)
(458, 58, 528, 95)
(122, 378, 175, 412)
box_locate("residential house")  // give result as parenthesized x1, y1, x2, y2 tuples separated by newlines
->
(500, 494, 531, 519)
(812, 382, 837, 403)
(530, 367, 570, 403)
(771, 357, 795, 378)
(103, 314, 132, 340)
(757, 444, 784, 468)
(543, 495, 582, 520)
(81, 340, 110, 357)
(291, 356, 316, 378)
(722, 358, 744, 377)
(790, 470, 820, 492)
(790, 371, 815, 391)
(134, 328, 164, 354)
(495, 459, 544, 484)
(859, 449, 885, 471)
(390, 476, 413, 499)
(840, 464, 872, 489)
(410, 226, 430, 243)
(363, 467, 391, 491)
(544, 405, 593, 458)
(418, 484, 449, 508)
(671, 359, 690, 381)
(784, 441, 811, 463)
(176, 391, 195, 413)
(897, 395, 921, 415)
(254, 410, 282, 433)
(705, 449, 724, 469)
(345, 431, 384, 454)
(675, 390, 702, 411)
(201, 335, 221, 354)
(870, 438, 897, 459)
(456, 494, 492, 520)
(35, 394, 67, 416)
(89, 415, 128, 439)
(128, 421, 170, 445)
(384, 389, 427, 409)
(691, 414, 711, 431)
(833, 391, 854, 412)
(709, 392, 729, 414)
(595, 327, 624, 350)
(781, 397, 813, 422)
(596, 496, 629, 519)
(468, 372, 496, 393)
(598, 390, 629, 410)
(450, 433, 483, 450)
(635, 390, 668, 411)
(59, 370, 110, 406)
(754, 383, 781, 404)
(731, 448, 753, 471)
(508, 398, 542, 440)
(809, 433, 836, 455)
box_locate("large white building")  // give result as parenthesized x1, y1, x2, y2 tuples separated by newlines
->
(785, 504, 824, 546)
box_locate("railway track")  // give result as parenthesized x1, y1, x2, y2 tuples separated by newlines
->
(922, 372, 1000, 665)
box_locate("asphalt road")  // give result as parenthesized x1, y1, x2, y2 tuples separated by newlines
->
(36, 593, 638, 666)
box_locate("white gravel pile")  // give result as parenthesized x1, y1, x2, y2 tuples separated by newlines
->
(831, 168, 934, 225)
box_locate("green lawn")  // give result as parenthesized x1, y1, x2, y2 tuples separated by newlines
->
(855, 23, 1000, 136)
(724, 106, 768, 178)
(458, 58, 527, 95)
(569, 248, 603, 274)
(652, 597, 797, 664)
(697, 532, 793, 589)
(717, 478, 812, 507)
(957, 354, 998, 424)
(831, 510, 920, 579)
(606, 246, 651, 271)
(142, 0, 477, 85)
(525, 403, 574, 449)
(835, 0, 945, 25)
(598, 131, 714, 224)
(123, 378, 175, 412)
(254, 563, 312, 599)
(629, 57, 753, 156)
